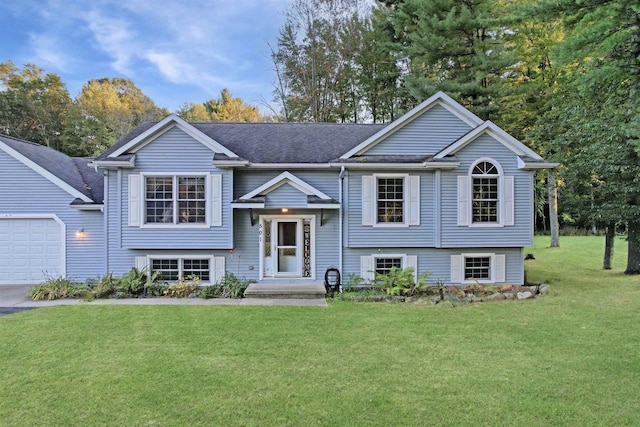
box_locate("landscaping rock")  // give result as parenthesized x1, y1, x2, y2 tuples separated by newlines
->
(502, 292, 514, 300)
(392, 296, 406, 303)
(487, 293, 506, 301)
(517, 291, 534, 300)
(369, 295, 384, 302)
(538, 284, 550, 294)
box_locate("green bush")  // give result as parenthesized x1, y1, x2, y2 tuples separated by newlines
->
(85, 274, 118, 300)
(373, 267, 430, 297)
(219, 273, 253, 298)
(30, 276, 88, 301)
(199, 285, 223, 299)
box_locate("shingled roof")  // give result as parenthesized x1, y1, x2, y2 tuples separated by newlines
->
(0, 134, 103, 203)
(98, 121, 387, 163)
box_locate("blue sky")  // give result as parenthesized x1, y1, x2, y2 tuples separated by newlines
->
(0, 0, 292, 113)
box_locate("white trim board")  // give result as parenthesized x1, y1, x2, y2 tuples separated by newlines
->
(109, 114, 238, 158)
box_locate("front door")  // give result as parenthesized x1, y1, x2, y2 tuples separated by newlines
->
(260, 215, 314, 279)
(276, 220, 299, 276)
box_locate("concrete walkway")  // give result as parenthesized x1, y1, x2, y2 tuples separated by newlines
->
(0, 285, 328, 310)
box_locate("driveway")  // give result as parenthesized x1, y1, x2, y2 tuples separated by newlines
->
(0, 285, 36, 316)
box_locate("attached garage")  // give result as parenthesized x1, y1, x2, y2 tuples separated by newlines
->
(0, 216, 65, 285)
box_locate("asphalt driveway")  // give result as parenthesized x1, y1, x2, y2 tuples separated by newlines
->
(0, 285, 35, 316)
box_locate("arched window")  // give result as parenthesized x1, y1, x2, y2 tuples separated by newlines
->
(471, 161, 499, 223)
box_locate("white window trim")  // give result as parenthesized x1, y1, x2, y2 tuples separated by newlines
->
(460, 158, 514, 228)
(373, 173, 409, 228)
(140, 172, 211, 229)
(142, 254, 218, 284)
(452, 252, 506, 284)
(361, 253, 417, 283)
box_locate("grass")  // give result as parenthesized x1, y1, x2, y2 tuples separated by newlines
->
(0, 236, 639, 426)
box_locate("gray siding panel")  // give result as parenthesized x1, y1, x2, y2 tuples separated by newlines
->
(120, 127, 232, 249)
(439, 134, 534, 248)
(0, 150, 105, 281)
(264, 184, 308, 208)
(365, 104, 473, 155)
(343, 247, 524, 285)
(345, 170, 435, 247)
(234, 170, 339, 200)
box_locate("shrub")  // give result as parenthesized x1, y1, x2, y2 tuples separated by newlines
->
(164, 276, 201, 298)
(85, 274, 118, 300)
(373, 267, 431, 297)
(219, 272, 253, 298)
(199, 285, 223, 299)
(31, 276, 88, 301)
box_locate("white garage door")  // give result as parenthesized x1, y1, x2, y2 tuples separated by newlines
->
(0, 217, 65, 285)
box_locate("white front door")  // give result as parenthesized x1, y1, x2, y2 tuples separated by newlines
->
(275, 220, 299, 276)
(260, 215, 314, 279)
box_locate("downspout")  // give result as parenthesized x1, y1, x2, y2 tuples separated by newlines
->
(339, 166, 346, 277)
(103, 170, 109, 275)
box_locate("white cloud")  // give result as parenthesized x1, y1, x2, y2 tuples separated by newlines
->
(27, 32, 71, 72)
(82, 9, 136, 74)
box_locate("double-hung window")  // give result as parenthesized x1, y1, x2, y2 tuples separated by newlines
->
(362, 174, 420, 226)
(450, 253, 506, 283)
(471, 162, 499, 223)
(377, 177, 404, 224)
(150, 257, 211, 282)
(145, 175, 206, 225)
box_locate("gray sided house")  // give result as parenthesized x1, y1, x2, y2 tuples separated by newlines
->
(0, 92, 555, 287)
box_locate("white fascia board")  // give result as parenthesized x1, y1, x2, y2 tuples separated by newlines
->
(70, 204, 104, 211)
(109, 114, 238, 158)
(329, 162, 427, 170)
(246, 163, 332, 169)
(89, 155, 136, 169)
(240, 171, 331, 200)
(340, 91, 484, 159)
(0, 140, 92, 202)
(231, 203, 265, 209)
(307, 203, 340, 209)
(517, 157, 559, 170)
(435, 121, 544, 160)
(212, 160, 250, 168)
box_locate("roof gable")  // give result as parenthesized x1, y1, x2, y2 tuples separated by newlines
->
(0, 135, 95, 202)
(434, 121, 543, 160)
(108, 114, 238, 158)
(340, 92, 483, 159)
(240, 171, 331, 200)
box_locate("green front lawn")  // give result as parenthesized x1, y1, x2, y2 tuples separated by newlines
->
(1, 236, 638, 425)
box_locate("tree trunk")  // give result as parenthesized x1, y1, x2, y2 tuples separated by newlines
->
(548, 169, 560, 247)
(603, 221, 615, 270)
(625, 220, 640, 274)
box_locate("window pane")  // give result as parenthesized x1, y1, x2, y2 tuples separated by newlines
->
(464, 257, 491, 280)
(375, 257, 402, 275)
(377, 178, 404, 223)
(145, 177, 173, 223)
(183, 259, 210, 281)
(177, 177, 206, 223)
(152, 259, 179, 281)
(472, 173, 498, 223)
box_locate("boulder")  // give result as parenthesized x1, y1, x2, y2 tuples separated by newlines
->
(487, 293, 506, 301)
(517, 291, 534, 300)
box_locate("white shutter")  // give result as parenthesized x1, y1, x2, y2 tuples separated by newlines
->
(209, 174, 222, 227)
(450, 255, 463, 283)
(128, 174, 141, 226)
(361, 255, 374, 283)
(213, 256, 226, 284)
(362, 175, 374, 226)
(406, 255, 418, 282)
(503, 176, 514, 226)
(494, 254, 506, 283)
(408, 175, 420, 225)
(457, 175, 470, 226)
(135, 256, 148, 272)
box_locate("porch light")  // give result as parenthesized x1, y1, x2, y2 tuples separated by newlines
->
(76, 228, 85, 238)
(281, 208, 289, 213)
